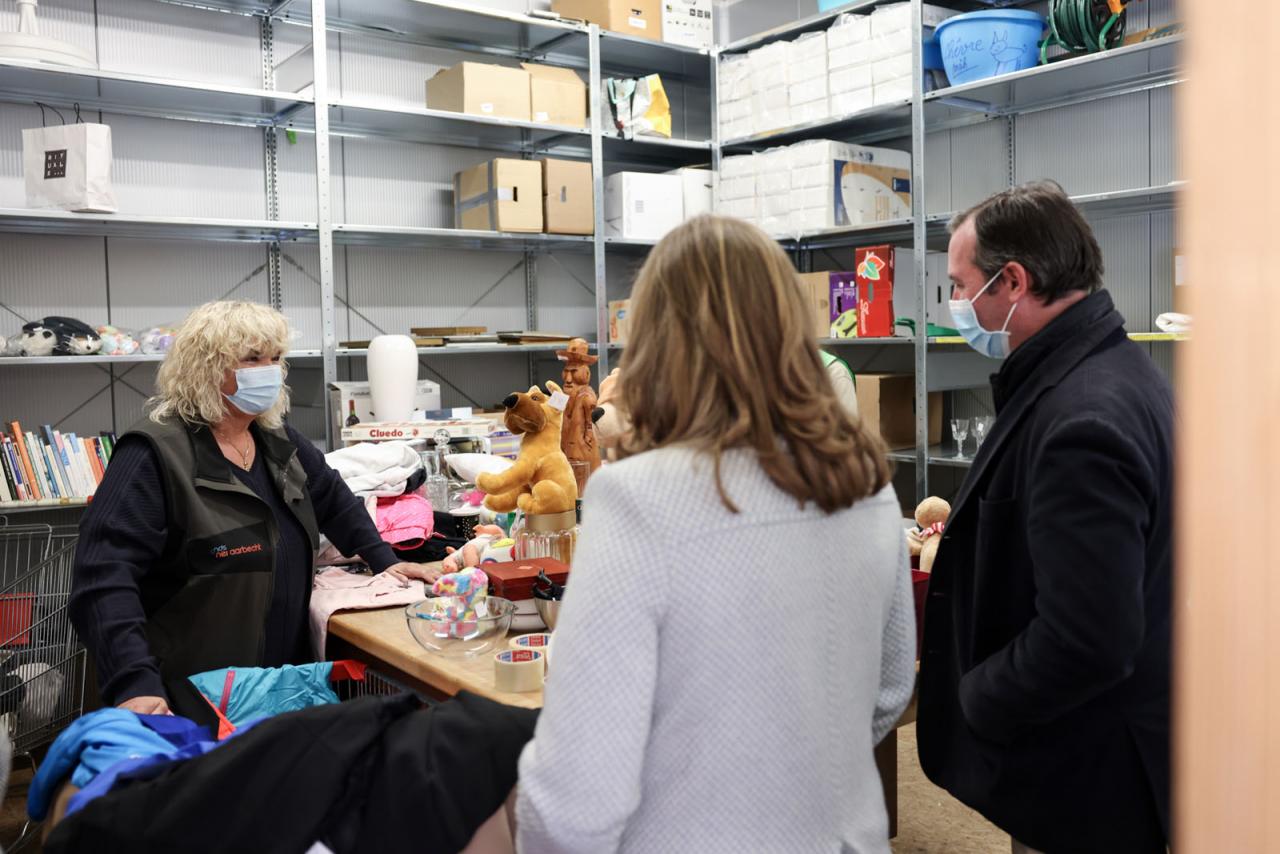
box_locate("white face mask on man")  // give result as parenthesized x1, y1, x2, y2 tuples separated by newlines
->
(949, 268, 1019, 360)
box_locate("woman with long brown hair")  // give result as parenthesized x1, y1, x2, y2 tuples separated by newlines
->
(516, 216, 916, 853)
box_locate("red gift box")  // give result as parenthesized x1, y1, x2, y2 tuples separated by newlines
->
(855, 244, 896, 337)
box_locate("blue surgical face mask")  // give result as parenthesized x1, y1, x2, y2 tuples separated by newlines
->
(949, 269, 1019, 360)
(225, 364, 283, 415)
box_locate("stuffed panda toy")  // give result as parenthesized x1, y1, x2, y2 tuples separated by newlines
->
(20, 317, 102, 356)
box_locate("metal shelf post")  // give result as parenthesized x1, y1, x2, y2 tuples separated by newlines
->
(589, 25, 609, 378)
(911, 0, 928, 504)
(311, 0, 337, 446)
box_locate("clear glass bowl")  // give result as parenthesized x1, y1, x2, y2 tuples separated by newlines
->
(405, 596, 516, 658)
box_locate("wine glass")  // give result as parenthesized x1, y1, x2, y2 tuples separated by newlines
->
(951, 418, 970, 460)
(972, 416, 992, 451)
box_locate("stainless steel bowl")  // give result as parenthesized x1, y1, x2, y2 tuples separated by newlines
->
(534, 597, 561, 630)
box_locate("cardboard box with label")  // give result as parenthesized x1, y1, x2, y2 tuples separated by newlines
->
(553, 0, 662, 40)
(609, 300, 631, 344)
(604, 172, 683, 240)
(523, 64, 587, 127)
(669, 167, 712, 219)
(427, 62, 530, 121)
(455, 159, 543, 233)
(832, 144, 911, 226)
(329, 380, 442, 442)
(662, 0, 712, 49)
(829, 271, 859, 337)
(855, 244, 896, 337)
(855, 374, 942, 450)
(543, 159, 594, 235)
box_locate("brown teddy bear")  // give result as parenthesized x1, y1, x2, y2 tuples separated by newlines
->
(476, 382, 579, 516)
(907, 496, 951, 573)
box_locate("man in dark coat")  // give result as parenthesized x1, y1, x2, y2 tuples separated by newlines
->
(917, 181, 1173, 854)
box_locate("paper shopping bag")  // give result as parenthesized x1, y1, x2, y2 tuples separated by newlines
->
(22, 122, 118, 213)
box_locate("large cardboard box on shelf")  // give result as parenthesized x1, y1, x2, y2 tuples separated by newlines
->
(542, 159, 594, 235)
(426, 62, 531, 121)
(454, 158, 544, 233)
(784, 140, 911, 232)
(609, 300, 631, 344)
(329, 381, 442, 442)
(795, 272, 835, 340)
(553, 0, 662, 41)
(669, 167, 713, 219)
(662, 0, 712, 49)
(604, 171, 684, 240)
(522, 64, 587, 127)
(854, 374, 942, 450)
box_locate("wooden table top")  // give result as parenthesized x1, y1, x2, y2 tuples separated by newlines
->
(328, 604, 544, 710)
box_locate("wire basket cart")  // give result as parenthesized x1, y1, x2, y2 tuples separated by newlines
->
(333, 666, 427, 705)
(0, 523, 86, 758)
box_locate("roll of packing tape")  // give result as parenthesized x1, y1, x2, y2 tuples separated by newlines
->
(510, 633, 553, 672)
(494, 649, 544, 693)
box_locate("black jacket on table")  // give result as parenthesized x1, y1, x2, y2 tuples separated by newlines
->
(45, 691, 540, 854)
(916, 290, 1173, 854)
(69, 418, 397, 706)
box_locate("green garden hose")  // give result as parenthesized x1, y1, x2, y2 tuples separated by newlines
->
(1040, 0, 1128, 64)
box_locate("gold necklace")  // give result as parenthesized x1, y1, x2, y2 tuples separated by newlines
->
(215, 431, 253, 470)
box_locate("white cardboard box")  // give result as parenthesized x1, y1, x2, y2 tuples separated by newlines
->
(748, 41, 789, 90)
(670, 167, 713, 218)
(604, 172, 684, 240)
(776, 140, 912, 230)
(663, 0, 713, 49)
(329, 380, 442, 441)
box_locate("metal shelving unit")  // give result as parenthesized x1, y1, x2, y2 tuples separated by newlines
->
(713, 0, 1181, 502)
(0, 0, 1180, 507)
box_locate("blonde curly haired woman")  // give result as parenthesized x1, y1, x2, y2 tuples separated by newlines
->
(70, 301, 437, 717)
(516, 216, 916, 853)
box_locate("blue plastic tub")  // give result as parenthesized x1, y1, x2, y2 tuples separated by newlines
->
(935, 9, 1045, 85)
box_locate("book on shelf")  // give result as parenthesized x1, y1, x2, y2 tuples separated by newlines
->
(409, 326, 488, 337)
(495, 331, 576, 344)
(0, 423, 116, 508)
(338, 338, 446, 349)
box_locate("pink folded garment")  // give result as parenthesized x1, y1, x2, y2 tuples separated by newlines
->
(309, 568, 425, 658)
(376, 493, 437, 551)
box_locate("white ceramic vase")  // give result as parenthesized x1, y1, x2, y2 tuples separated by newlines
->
(366, 334, 418, 423)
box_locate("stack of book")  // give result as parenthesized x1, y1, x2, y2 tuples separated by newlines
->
(0, 422, 116, 508)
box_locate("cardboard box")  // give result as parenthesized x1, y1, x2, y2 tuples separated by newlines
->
(521, 64, 587, 127)
(833, 143, 911, 226)
(609, 300, 631, 344)
(670, 167, 712, 219)
(553, 0, 662, 40)
(662, 0, 712, 49)
(855, 244, 896, 337)
(604, 171, 684, 240)
(427, 62, 531, 121)
(542, 159, 594, 235)
(854, 374, 942, 450)
(454, 159, 543, 233)
(329, 380, 442, 441)
(795, 272, 835, 340)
